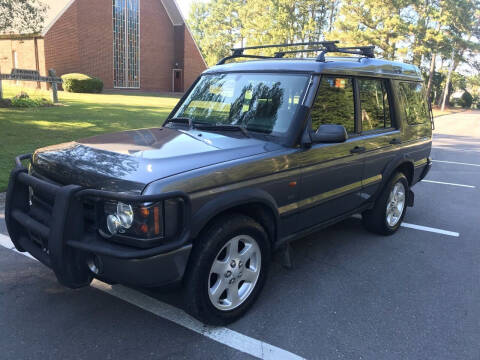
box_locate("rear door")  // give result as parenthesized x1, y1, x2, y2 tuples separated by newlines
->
(292, 75, 365, 230)
(353, 77, 400, 199)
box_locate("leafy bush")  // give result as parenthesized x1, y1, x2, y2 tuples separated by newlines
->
(458, 91, 473, 108)
(7, 92, 53, 108)
(61, 73, 104, 93)
(0, 98, 12, 108)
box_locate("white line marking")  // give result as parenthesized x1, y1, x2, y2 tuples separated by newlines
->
(0, 233, 304, 360)
(421, 179, 476, 188)
(351, 214, 459, 237)
(432, 160, 480, 167)
(0, 233, 15, 249)
(92, 281, 305, 360)
(0, 233, 35, 259)
(400, 222, 460, 237)
(433, 147, 480, 153)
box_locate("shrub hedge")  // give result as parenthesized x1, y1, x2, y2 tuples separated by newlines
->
(61, 73, 104, 93)
(458, 91, 473, 109)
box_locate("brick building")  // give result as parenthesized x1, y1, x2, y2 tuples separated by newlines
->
(0, 0, 206, 92)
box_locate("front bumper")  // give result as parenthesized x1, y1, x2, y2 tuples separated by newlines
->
(5, 154, 192, 288)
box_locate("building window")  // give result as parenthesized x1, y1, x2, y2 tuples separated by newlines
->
(113, 0, 140, 88)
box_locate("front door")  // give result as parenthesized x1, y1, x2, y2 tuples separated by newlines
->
(173, 69, 183, 92)
(296, 75, 365, 230)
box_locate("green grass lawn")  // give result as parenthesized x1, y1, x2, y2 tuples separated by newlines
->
(0, 83, 180, 191)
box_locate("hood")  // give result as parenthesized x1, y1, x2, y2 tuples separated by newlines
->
(32, 127, 279, 192)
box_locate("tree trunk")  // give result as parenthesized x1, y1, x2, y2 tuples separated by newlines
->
(426, 52, 436, 101)
(441, 51, 455, 111)
(328, 0, 336, 33)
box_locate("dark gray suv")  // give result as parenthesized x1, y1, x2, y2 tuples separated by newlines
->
(5, 42, 433, 325)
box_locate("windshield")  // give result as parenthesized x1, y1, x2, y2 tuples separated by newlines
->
(173, 73, 309, 136)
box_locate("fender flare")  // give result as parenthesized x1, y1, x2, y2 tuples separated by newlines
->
(190, 188, 280, 240)
(374, 153, 415, 201)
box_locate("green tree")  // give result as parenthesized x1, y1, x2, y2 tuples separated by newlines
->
(331, 0, 409, 59)
(188, 0, 245, 66)
(241, 0, 332, 53)
(188, 0, 335, 65)
(0, 0, 48, 34)
(439, 3, 479, 109)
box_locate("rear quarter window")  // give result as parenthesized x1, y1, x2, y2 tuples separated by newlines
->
(398, 82, 429, 126)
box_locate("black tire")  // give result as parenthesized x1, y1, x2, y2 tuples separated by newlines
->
(362, 172, 409, 235)
(183, 213, 271, 325)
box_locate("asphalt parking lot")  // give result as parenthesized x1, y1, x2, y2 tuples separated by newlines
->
(1, 111, 479, 360)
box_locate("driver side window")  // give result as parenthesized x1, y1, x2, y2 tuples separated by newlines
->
(310, 76, 355, 133)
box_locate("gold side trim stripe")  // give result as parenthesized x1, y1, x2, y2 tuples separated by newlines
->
(279, 174, 382, 215)
(362, 174, 382, 187)
(414, 158, 428, 167)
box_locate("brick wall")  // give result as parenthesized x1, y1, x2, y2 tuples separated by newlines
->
(44, 1, 80, 81)
(183, 28, 206, 90)
(38, 0, 206, 92)
(76, 0, 113, 88)
(140, 0, 175, 91)
(0, 37, 45, 89)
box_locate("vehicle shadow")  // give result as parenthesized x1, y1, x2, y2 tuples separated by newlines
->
(139, 216, 383, 312)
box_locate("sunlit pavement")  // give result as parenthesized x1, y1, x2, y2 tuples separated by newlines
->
(1, 111, 479, 359)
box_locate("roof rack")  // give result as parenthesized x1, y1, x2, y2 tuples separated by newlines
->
(216, 41, 375, 65)
(316, 45, 375, 62)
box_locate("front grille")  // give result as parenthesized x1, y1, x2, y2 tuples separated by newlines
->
(28, 172, 101, 238)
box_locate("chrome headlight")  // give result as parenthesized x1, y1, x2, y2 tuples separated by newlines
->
(116, 202, 134, 228)
(103, 201, 164, 240)
(106, 202, 134, 235)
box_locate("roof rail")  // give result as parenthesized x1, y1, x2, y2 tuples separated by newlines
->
(316, 45, 375, 62)
(216, 41, 375, 65)
(216, 41, 339, 65)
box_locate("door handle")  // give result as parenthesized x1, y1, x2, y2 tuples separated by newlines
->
(350, 146, 366, 154)
(390, 138, 402, 145)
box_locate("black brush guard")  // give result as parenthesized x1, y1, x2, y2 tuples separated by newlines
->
(5, 154, 192, 288)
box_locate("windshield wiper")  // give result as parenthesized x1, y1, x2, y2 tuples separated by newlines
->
(164, 117, 193, 128)
(193, 122, 250, 137)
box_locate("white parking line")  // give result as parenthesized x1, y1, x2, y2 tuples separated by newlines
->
(351, 215, 459, 237)
(434, 147, 480, 153)
(432, 160, 480, 167)
(421, 179, 476, 188)
(400, 222, 459, 237)
(0, 233, 15, 250)
(0, 233, 304, 360)
(93, 281, 305, 360)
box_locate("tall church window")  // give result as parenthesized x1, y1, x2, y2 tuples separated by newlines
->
(113, 0, 140, 88)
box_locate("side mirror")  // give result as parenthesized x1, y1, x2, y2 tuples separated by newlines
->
(311, 124, 348, 143)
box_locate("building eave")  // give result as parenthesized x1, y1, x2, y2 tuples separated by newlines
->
(161, 0, 208, 68)
(0, 33, 43, 40)
(41, 0, 77, 36)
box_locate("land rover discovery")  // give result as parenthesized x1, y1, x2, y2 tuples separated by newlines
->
(5, 41, 433, 324)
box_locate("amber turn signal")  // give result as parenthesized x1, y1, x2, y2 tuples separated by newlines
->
(139, 207, 150, 218)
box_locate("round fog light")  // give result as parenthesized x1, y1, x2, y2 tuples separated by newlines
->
(87, 255, 103, 275)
